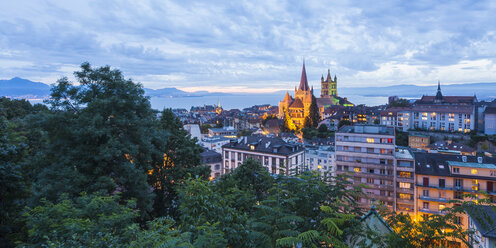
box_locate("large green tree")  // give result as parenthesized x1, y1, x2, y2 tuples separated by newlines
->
(304, 94, 320, 128)
(31, 62, 159, 215)
(149, 108, 209, 218)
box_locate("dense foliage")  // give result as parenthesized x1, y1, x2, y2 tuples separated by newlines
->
(0, 63, 486, 248)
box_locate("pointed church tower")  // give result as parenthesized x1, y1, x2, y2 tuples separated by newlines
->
(298, 61, 310, 91)
(321, 69, 330, 97)
(435, 80, 443, 102)
(330, 74, 337, 96)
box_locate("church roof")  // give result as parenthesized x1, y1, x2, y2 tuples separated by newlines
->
(299, 62, 310, 91)
(283, 91, 293, 102)
(289, 98, 304, 108)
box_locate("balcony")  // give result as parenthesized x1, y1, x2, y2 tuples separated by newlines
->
(396, 198, 414, 204)
(418, 196, 450, 203)
(419, 208, 445, 215)
(416, 184, 453, 191)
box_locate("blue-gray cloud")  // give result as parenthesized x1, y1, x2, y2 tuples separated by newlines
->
(1, 0, 496, 91)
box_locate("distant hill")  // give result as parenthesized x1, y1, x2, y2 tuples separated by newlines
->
(0, 77, 51, 99)
(0, 77, 231, 99)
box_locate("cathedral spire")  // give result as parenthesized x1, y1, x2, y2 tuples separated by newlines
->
(435, 80, 443, 101)
(326, 69, 331, 81)
(298, 61, 310, 91)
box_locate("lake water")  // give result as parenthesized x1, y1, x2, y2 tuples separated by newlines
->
(28, 94, 388, 110)
(150, 94, 388, 110)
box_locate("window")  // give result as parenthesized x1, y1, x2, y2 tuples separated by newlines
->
(354, 167, 361, 173)
(366, 138, 375, 143)
(471, 169, 477, 175)
(399, 172, 411, 178)
(423, 177, 429, 186)
(472, 179, 479, 191)
(399, 193, 411, 199)
(423, 202, 429, 210)
(439, 204, 445, 211)
(439, 179, 445, 188)
(455, 179, 463, 188)
(453, 167, 460, 173)
(454, 216, 462, 225)
(423, 189, 429, 197)
(399, 182, 411, 189)
(367, 178, 374, 184)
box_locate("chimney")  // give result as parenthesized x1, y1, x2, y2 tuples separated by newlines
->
(462, 156, 467, 162)
(477, 157, 483, 163)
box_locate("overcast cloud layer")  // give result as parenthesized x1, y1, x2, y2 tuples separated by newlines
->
(1, 0, 496, 93)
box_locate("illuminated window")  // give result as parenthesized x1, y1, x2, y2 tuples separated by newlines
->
(399, 193, 411, 199)
(250, 145, 255, 150)
(439, 204, 445, 211)
(471, 169, 477, 175)
(399, 172, 411, 178)
(366, 138, 375, 143)
(354, 167, 361, 172)
(317, 165, 322, 169)
(399, 182, 411, 189)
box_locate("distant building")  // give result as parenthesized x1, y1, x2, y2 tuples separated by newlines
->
(381, 82, 477, 133)
(412, 82, 476, 133)
(208, 127, 238, 138)
(428, 141, 476, 156)
(201, 136, 231, 154)
(278, 63, 353, 128)
(222, 135, 305, 175)
(304, 145, 336, 177)
(464, 204, 496, 248)
(484, 106, 496, 135)
(200, 150, 223, 179)
(183, 124, 202, 143)
(408, 133, 430, 149)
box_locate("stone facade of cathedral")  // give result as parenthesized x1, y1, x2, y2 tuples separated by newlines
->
(278, 63, 353, 128)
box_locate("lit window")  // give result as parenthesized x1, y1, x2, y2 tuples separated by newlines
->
(439, 204, 445, 211)
(250, 145, 255, 150)
(317, 165, 322, 169)
(399, 182, 411, 188)
(471, 169, 477, 175)
(366, 138, 375, 143)
(354, 167, 361, 172)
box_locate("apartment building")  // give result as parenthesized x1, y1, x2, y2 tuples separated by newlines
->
(200, 150, 223, 179)
(304, 145, 336, 177)
(380, 83, 477, 133)
(222, 135, 304, 175)
(414, 153, 496, 228)
(335, 125, 399, 210)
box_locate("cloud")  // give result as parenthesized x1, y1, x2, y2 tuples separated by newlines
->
(0, 0, 496, 92)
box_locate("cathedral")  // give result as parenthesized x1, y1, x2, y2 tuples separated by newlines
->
(278, 62, 353, 128)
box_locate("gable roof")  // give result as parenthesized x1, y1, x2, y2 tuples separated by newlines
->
(464, 204, 496, 239)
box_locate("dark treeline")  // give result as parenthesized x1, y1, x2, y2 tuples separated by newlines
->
(0, 63, 481, 247)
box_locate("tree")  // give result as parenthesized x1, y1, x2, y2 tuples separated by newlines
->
(338, 119, 352, 128)
(31, 62, 160, 215)
(0, 118, 29, 247)
(200, 124, 212, 134)
(149, 108, 209, 218)
(281, 109, 296, 132)
(395, 130, 409, 146)
(305, 95, 320, 128)
(22, 193, 139, 247)
(387, 98, 411, 108)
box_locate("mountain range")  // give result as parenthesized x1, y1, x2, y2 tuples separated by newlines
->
(1, 77, 496, 102)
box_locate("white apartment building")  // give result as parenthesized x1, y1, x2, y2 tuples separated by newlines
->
(304, 145, 336, 177)
(222, 136, 305, 175)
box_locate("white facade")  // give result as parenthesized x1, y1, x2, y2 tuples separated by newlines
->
(305, 146, 336, 177)
(202, 136, 231, 154)
(183, 124, 202, 143)
(222, 148, 304, 175)
(484, 112, 496, 135)
(412, 111, 474, 133)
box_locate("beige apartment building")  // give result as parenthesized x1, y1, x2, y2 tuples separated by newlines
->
(414, 153, 496, 228)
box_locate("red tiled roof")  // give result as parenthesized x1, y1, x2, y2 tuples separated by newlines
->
(416, 95, 475, 104)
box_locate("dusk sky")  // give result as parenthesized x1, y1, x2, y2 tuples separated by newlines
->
(1, 0, 496, 93)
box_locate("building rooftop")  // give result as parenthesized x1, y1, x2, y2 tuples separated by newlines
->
(464, 204, 496, 239)
(414, 153, 496, 177)
(337, 125, 394, 136)
(447, 161, 496, 169)
(395, 148, 414, 160)
(200, 150, 222, 164)
(223, 135, 303, 156)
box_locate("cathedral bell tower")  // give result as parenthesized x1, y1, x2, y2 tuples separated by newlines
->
(321, 69, 338, 97)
